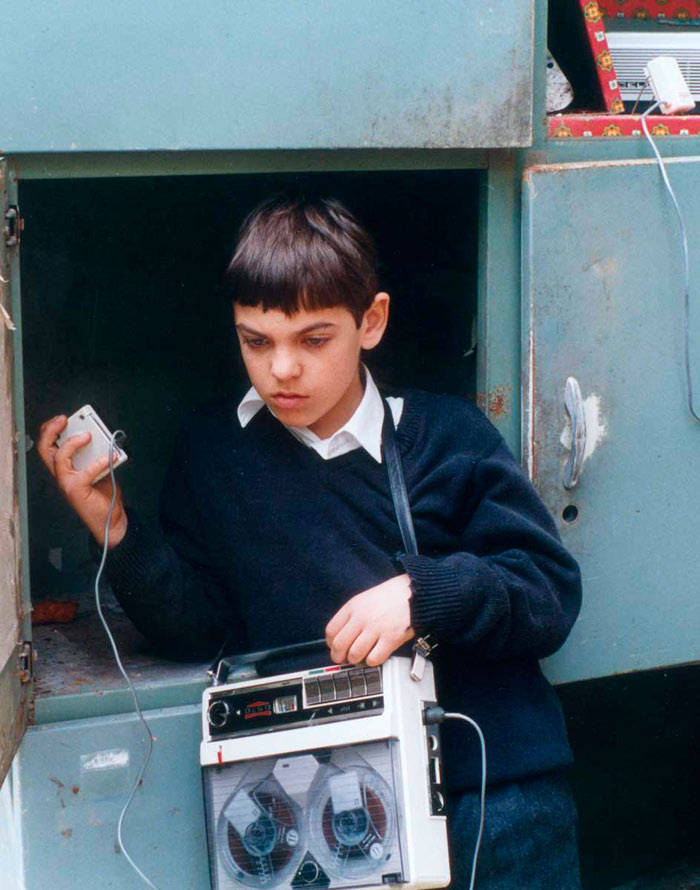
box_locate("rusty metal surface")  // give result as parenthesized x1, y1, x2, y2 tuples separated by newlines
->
(0, 161, 27, 785)
(523, 157, 700, 684)
(32, 587, 206, 701)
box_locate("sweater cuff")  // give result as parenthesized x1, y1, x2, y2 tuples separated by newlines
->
(399, 553, 463, 639)
(89, 507, 154, 584)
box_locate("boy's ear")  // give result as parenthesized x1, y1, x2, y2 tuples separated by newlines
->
(360, 292, 390, 350)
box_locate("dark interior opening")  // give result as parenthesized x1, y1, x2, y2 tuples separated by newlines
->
(18, 169, 480, 693)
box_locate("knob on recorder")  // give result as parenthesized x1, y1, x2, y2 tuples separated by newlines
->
(208, 699, 231, 729)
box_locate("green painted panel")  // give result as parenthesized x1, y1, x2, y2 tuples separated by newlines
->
(14, 705, 210, 889)
(523, 156, 700, 683)
(2, 1, 534, 152)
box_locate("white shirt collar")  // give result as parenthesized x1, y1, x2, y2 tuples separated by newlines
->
(236, 365, 402, 463)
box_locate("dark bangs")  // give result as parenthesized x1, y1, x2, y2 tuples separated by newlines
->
(225, 195, 379, 327)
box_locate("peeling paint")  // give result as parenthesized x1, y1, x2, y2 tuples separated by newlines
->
(560, 393, 607, 462)
(80, 749, 129, 772)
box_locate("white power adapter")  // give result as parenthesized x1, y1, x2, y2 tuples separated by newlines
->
(644, 56, 695, 114)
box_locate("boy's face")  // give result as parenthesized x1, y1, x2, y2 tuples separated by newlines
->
(234, 294, 389, 438)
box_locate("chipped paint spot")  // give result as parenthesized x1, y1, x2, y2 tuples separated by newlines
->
(81, 749, 130, 772)
(560, 394, 607, 461)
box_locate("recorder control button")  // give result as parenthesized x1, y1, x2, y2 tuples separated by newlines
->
(207, 699, 231, 729)
(333, 673, 351, 700)
(318, 677, 336, 702)
(349, 671, 367, 697)
(363, 668, 382, 695)
(304, 679, 321, 706)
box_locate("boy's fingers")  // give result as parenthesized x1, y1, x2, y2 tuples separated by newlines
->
(54, 432, 91, 476)
(79, 452, 118, 485)
(365, 638, 394, 667)
(347, 629, 378, 665)
(329, 617, 362, 663)
(325, 604, 351, 645)
(36, 415, 68, 476)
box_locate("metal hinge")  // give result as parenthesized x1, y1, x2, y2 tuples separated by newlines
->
(19, 641, 33, 684)
(3, 205, 23, 247)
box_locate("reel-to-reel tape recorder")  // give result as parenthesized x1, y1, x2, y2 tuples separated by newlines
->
(201, 656, 450, 889)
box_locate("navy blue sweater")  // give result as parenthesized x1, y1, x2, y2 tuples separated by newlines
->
(102, 388, 582, 792)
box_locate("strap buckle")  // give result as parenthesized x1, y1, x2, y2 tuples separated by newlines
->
(410, 634, 438, 681)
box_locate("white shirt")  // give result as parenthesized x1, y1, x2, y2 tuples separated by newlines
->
(237, 366, 404, 463)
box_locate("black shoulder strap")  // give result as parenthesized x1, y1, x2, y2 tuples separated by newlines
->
(381, 396, 418, 557)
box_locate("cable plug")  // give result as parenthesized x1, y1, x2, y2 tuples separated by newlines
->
(423, 705, 447, 725)
(645, 57, 695, 115)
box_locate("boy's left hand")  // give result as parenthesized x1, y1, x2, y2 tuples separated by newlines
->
(325, 574, 415, 667)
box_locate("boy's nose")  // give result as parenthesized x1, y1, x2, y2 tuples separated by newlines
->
(270, 350, 302, 381)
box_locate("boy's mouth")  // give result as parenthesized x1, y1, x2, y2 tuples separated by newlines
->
(270, 392, 308, 408)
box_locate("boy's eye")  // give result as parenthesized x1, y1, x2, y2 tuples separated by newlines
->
(243, 337, 267, 348)
(305, 337, 330, 348)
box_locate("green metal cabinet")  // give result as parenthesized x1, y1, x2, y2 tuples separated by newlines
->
(2, 1, 535, 151)
(2, 1, 700, 887)
(9, 705, 210, 889)
(523, 157, 700, 685)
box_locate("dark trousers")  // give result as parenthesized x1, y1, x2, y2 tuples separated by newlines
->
(445, 771, 582, 890)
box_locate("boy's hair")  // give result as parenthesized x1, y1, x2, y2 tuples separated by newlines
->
(226, 195, 379, 327)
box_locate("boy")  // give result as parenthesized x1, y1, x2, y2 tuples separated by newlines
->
(38, 195, 583, 888)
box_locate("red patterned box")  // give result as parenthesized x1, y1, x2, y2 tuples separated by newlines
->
(579, 0, 625, 112)
(598, 0, 700, 19)
(548, 0, 700, 137)
(549, 113, 700, 136)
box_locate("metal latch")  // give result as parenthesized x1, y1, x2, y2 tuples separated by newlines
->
(3, 205, 23, 247)
(410, 635, 437, 682)
(19, 641, 33, 683)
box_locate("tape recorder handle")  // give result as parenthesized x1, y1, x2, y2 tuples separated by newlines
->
(214, 637, 328, 670)
(209, 637, 330, 685)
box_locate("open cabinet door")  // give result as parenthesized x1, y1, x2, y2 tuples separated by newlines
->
(0, 161, 29, 785)
(523, 156, 700, 685)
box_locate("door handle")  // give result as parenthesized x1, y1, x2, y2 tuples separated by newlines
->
(563, 377, 586, 490)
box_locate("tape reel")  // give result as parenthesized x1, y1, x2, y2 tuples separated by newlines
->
(217, 774, 305, 888)
(306, 763, 396, 881)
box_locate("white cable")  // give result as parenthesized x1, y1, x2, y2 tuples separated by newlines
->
(443, 712, 487, 890)
(641, 100, 700, 423)
(95, 432, 163, 890)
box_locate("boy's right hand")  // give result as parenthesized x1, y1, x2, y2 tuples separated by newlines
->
(36, 414, 128, 550)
